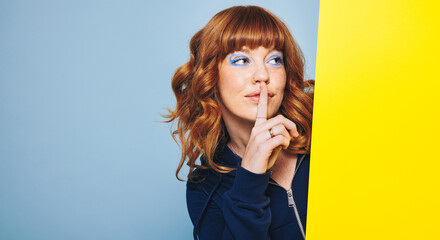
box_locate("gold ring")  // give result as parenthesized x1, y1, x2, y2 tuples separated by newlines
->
(269, 128, 274, 138)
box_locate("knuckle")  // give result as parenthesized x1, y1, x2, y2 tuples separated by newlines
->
(275, 135, 284, 143)
(275, 115, 285, 121)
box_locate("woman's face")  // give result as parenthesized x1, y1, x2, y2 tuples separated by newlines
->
(218, 46, 286, 124)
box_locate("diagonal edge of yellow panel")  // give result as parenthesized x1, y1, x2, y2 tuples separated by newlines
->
(307, 1, 440, 239)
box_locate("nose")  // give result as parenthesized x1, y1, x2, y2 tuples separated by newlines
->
(252, 63, 270, 84)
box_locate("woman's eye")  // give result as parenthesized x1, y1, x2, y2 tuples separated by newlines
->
(229, 54, 250, 66)
(267, 56, 283, 66)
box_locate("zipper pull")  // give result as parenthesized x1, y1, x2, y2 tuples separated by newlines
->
(287, 189, 294, 208)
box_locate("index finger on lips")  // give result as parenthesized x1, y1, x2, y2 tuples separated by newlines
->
(255, 82, 268, 126)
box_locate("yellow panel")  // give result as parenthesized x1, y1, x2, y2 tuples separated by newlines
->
(307, 1, 440, 239)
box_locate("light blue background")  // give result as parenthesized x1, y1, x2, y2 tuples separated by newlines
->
(0, 0, 319, 239)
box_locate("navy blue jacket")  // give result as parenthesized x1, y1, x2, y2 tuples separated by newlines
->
(186, 145, 310, 239)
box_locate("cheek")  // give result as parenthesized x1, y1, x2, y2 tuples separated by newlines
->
(273, 92, 285, 108)
(218, 75, 237, 105)
(219, 71, 244, 95)
(218, 77, 234, 99)
(270, 73, 287, 113)
(273, 72, 287, 95)
(217, 70, 229, 98)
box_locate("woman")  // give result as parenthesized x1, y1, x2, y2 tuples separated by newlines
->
(165, 5, 313, 240)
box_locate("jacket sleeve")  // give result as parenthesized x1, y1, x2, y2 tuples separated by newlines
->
(187, 166, 272, 240)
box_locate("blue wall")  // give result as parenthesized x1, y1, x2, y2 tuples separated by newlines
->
(0, 0, 319, 239)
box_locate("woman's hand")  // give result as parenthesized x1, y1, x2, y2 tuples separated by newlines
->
(241, 82, 299, 174)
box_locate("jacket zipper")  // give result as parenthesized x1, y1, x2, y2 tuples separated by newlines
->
(268, 183, 306, 240)
(268, 154, 307, 239)
(286, 188, 306, 239)
(286, 189, 295, 207)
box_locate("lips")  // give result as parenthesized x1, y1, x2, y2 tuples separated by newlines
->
(245, 90, 275, 97)
(245, 90, 274, 102)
